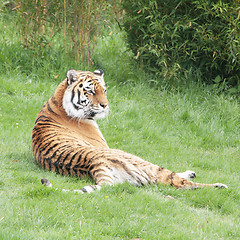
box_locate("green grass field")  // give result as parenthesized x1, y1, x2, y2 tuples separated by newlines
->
(0, 17, 240, 240)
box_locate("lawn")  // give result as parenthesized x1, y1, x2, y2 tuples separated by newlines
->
(0, 16, 240, 240)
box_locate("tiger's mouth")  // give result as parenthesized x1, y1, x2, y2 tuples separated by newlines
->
(85, 106, 109, 119)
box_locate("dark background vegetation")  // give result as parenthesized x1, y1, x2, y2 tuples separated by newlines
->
(1, 0, 240, 93)
(122, 0, 240, 92)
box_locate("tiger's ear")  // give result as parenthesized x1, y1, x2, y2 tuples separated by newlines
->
(67, 69, 78, 85)
(94, 69, 104, 77)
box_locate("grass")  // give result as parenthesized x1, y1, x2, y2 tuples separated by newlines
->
(0, 16, 240, 240)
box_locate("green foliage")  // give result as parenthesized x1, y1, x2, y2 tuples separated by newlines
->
(122, 0, 240, 91)
(0, 0, 124, 76)
(93, 29, 139, 84)
(0, 14, 81, 80)
(9, 0, 120, 69)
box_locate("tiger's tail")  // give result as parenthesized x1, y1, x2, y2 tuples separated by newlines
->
(41, 178, 102, 194)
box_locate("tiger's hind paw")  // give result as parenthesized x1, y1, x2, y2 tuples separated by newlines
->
(214, 183, 228, 189)
(176, 170, 196, 181)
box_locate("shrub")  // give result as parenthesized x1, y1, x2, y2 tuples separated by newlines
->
(12, 0, 108, 68)
(122, 0, 240, 89)
(0, 0, 123, 78)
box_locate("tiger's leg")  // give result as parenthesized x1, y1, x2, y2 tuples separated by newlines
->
(87, 156, 228, 190)
(89, 160, 227, 190)
(156, 167, 228, 189)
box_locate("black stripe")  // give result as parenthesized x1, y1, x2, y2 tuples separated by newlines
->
(35, 116, 58, 125)
(77, 90, 81, 104)
(131, 169, 151, 184)
(53, 160, 64, 167)
(90, 168, 105, 176)
(33, 132, 57, 143)
(72, 103, 81, 110)
(64, 151, 77, 173)
(71, 147, 87, 165)
(32, 130, 59, 146)
(47, 102, 59, 116)
(88, 162, 104, 172)
(81, 150, 93, 165)
(35, 136, 58, 155)
(34, 115, 49, 124)
(38, 138, 56, 153)
(52, 144, 71, 163)
(43, 150, 57, 170)
(71, 89, 75, 103)
(51, 96, 58, 106)
(62, 152, 71, 163)
(43, 143, 59, 156)
(65, 150, 83, 169)
(169, 172, 176, 186)
(52, 151, 72, 175)
(43, 155, 46, 169)
(35, 122, 62, 128)
(72, 168, 87, 177)
(32, 133, 57, 152)
(46, 148, 58, 160)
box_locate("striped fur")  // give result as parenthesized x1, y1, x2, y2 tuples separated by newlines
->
(32, 69, 227, 193)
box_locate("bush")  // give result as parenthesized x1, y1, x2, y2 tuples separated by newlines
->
(122, 0, 240, 89)
(12, 0, 108, 68)
(0, 1, 122, 79)
(0, 16, 80, 80)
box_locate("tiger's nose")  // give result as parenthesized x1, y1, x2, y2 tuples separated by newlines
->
(100, 103, 108, 109)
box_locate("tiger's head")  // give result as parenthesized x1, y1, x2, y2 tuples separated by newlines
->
(62, 69, 109, 120)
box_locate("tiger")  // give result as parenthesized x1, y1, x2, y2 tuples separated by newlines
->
(32, 69, 227, 193)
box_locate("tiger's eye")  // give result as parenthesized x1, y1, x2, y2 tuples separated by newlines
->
(79, 84, 83, 88)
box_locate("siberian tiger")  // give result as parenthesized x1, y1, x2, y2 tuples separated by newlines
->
(32, 69, 227, 193)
